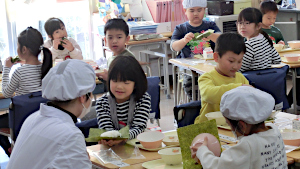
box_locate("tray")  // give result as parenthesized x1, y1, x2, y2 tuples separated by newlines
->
(142, 159, 183, 169)
(277, 48, 300, 53)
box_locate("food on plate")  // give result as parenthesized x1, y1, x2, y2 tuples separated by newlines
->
(11, 56, 21, 63)
(100, 130, 122, 138)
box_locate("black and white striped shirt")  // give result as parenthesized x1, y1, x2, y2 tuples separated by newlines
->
(240, 34, 281, 72)
(96, 92, 151, 140)
(2, 64, 42, 98)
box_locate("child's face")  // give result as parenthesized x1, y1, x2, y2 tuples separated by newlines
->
(237, 20, 261, 40)
(110, 79, 135, 103)
(50, 25, 68, 40)
(185, 7, 205, 26)
(104, 29, 130, 56)
(262, 12, 277, 28)
(214, 51, 244, 78)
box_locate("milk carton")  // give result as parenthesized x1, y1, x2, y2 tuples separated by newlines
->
(203, 47, 213, 59)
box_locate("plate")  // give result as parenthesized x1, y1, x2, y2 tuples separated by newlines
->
(281, 57, 300, 64)
(142, 159, 183, 169)
(217, 124, 231, 130)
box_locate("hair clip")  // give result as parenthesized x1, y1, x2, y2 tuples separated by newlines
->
(39, 45, 44, 50)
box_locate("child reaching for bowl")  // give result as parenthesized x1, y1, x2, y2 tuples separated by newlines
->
(96, 56, 151, 147)
(190, 86, 288, 169)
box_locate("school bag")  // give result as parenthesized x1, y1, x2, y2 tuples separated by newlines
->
(242, 65, 289, 110)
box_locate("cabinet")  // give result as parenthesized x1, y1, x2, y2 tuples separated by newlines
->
(274, 10, 300, 43)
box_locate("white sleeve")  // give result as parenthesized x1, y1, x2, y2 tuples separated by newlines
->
(68, 37, 83, 60)
(44, 39, 60, 61)
(53, 132, 92, 169)
(197, 142, 251, 169)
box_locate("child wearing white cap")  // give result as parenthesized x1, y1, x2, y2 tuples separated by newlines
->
(171, 0, 221, 58)
(191, 86, 288, 169)
(7, 59, 94, 169)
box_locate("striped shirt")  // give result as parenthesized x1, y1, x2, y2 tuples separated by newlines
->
(240, 33, 281, 72)
(96, 92, 151, 140)
(2, 64, 42, 98)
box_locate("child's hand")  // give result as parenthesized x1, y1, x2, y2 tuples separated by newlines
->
(53, 39, 61, 50)
(277, 40, 285, 45)
(61, 38, 74, 52)
(183, 33, 194, 43)
(5, 57, 14, 68)
(190, 137, 208, 164)
(99, 139, 125, 147)
(96, 69, 108, 81)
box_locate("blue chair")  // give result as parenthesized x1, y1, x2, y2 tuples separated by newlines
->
(76, 76, 161, 138)
(242, 65, 289, 110)
(174, 100, 201, 128)
(8, 91, 48, 142)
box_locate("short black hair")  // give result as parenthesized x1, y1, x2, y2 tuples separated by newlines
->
(215, 32, 246, 58)
(108, 56, 147, 101)
(44, 17, 65, 39)
(260, 0, 278, 14)
(104, 18, 129, 37)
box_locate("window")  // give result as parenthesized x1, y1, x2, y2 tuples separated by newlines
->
(0, 0, 9, 64)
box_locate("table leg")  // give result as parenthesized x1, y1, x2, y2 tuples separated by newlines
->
(163, 42, 171, 99)
(172, 65, 177, 106)
(292, 68, 298, 114)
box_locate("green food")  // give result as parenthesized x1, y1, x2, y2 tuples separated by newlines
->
(85, 126, 130, 142)
(61, 37, 67, 45)
(177, 119, 221, 169)
(194, 29, 215, 41)
(11, 56, 21, 63)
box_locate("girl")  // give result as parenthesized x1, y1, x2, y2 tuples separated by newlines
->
(44, 17, 83, 61)
(237, 8, 281, 72)
(1, 27, 52, 157)
(96, 55, 151, 147)
(191, 86, 288, 169)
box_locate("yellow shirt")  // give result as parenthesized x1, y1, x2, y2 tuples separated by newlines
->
(194, 69, 249, 124)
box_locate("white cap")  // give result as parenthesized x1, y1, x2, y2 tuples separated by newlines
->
(220, 86, 275, 124)
(42, 59, 96, 101)
(182, 0, 207, 8)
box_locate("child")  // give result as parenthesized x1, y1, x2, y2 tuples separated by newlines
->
(1, 26, 52, 156)
(170, 0, 221, 100)
(171, 0, 221, 58)
(44, 17, 83, 61)
(237, 8, 281, 72)
(260, 0, 285, 45)
(194, 32, 250, 124)
(191, 86, 288, 169)
(96, 18, 136, 81)
(96, 56, 151, 147)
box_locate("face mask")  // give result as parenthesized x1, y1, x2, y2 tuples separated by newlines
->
(79, 96, 92, 119)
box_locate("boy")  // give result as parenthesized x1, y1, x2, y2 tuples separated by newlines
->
(171, 0, 221, 58)
(44, 17, 83, 61)
(97, 18, 135, 81)
(194, 33, 251, 124)
(171, 0, 222, 100)
(260, 1, 285, 44)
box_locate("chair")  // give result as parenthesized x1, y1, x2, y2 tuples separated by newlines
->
(173, 100, 201, 128)
(8, 91, 48, 142)
(76, 76, 161, 138)
(0, 98, 12, 137)
(242, 65, 289, 110)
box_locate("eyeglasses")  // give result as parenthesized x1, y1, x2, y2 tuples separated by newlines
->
(236, 21, 252, 27)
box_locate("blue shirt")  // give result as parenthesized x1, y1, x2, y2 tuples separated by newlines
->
(171, 21, 221, 58)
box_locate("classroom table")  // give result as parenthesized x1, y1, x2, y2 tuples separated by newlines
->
(278, 50, 300, 114)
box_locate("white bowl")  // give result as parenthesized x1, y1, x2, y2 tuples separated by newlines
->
(163, 135, 179, 146)
(158, 147, 182, 165)
(284, 54, 300, 62)
(273, 44, 284, 52)
(205, 111, 226, 125)
(288, 41, 300, 49)
(137, 131, 164, 149)
(281, 130, 300, 146)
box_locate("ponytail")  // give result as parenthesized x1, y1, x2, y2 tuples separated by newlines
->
(260, 30, 273, 46)
(41, 47, 53, 79)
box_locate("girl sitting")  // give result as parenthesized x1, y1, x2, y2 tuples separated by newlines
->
(237, 8, 281, 72)
(191, 86, 287, 169)
(96, 55, 151, 147)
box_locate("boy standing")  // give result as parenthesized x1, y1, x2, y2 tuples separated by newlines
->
(260, 1, 285, 44)
(97, 18, 135, 81)
(171, 0, 221, 58)
(194, 33, 251, 124)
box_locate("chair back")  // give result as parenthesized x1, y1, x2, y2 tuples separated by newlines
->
(9, 91, 48, 141)
(242, 65, 289, 110)
(147, 76, 160, 119)
(174, 100, 201, 128)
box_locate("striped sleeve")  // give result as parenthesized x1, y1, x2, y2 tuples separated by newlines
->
(240, 42, 254, 72)
(129, 93, 151, 139)
(96, 94, 115, 131)
(271, 48, 281, 64)
(2, 67, 21, 98)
